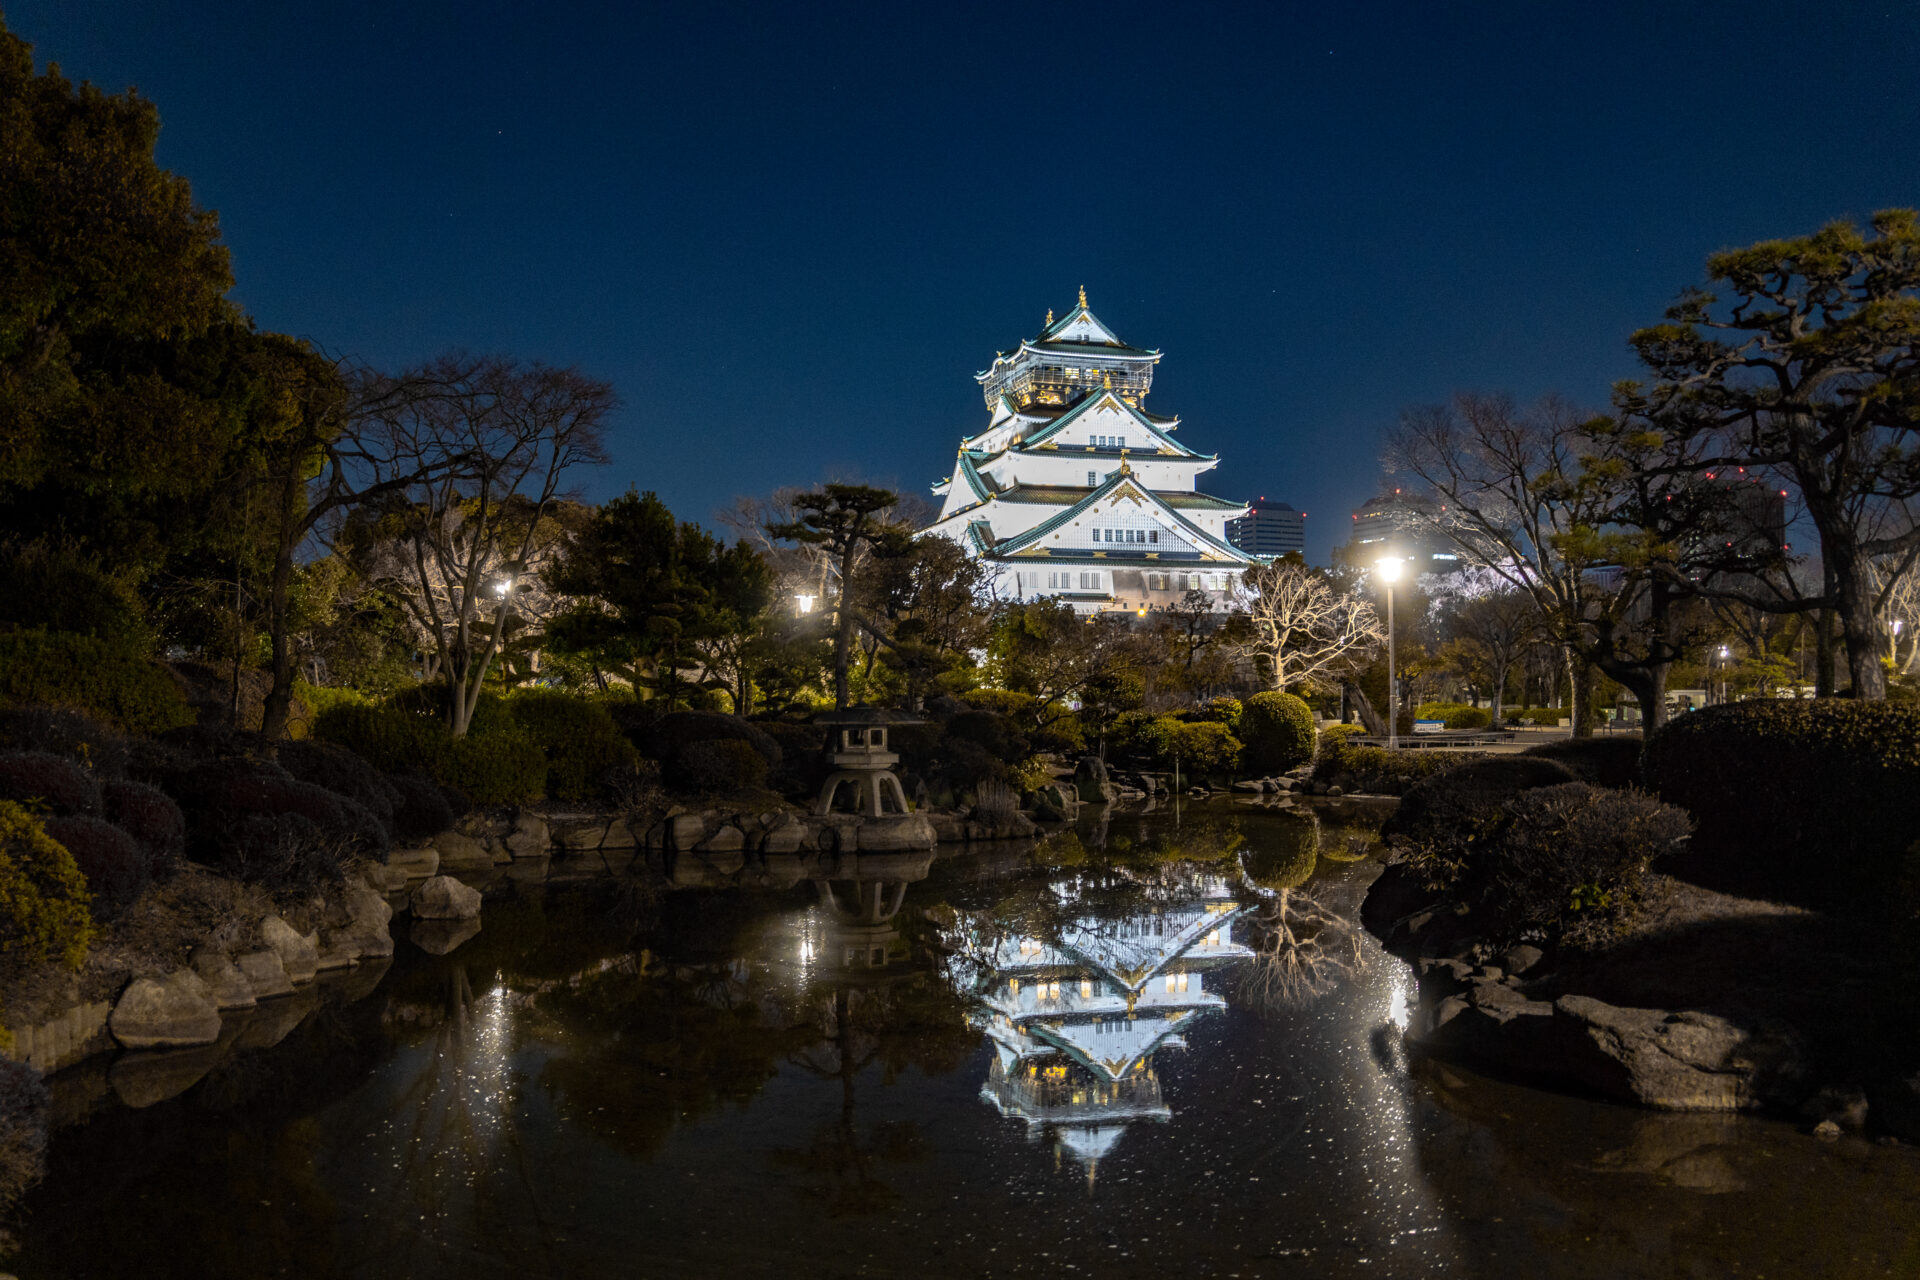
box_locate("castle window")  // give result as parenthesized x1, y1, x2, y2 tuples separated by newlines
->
(1087, 471, 1097, 486)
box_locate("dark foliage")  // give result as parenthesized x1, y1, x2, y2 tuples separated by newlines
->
(172, 763, 390, 866)
(507, 690, 638, 802)
(754, 720, 827, 797)
(201, 812, 346, 895)
(664, 738, 769, 794)
(1644, 700, 1920, 910)
(637, 711, 782, 768)
(0, 751, 98, 816)
(1238, 691, 1317, 774)
(0, 631, 192, 734)
(311, 699, 547, 805)
(39, 815, 148, 920)
(384, 773, 454, 843)
(1383, 755, 1578, 878)
(944, 711, 1028, 764)
(0, 1059, 49, 1223)
(273, 739, 402, 836)
(1478, 783, 1692, 947)
(99, 777, 185, 870)
(1523, 736, 1644, 788)
(0, 704, 128, 777)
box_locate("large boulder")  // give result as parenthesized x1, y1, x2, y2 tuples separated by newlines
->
(109, 972, 221, 1050)
(1072, 756, 1115, 805)
(1552, 995, 1810, 1111)
(504, 812, 550, 859)
(259, 915, 319, 984)
(387, 846, 440, 879)
(411, 874, 482, 920)
(234, 948, 294, 999)
(431, 830, 494, 873)
(188, 947, 257, 1010)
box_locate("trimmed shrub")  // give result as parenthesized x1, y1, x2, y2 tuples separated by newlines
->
(960, 689, 1038, 721)
(434, 731, 548, 806)
(1161, 721, 1242, 780)
(1239, 692, 1317, 774)
(664, 738, 769, 793)
(0, 631, 192, 734)
(1189, 697, 1244, 731)
(273, 739, 403, 835)
(173, 764, 391, 863)
(508, 690, 640, 802)
(1524, 736, 1643, 788)
(1644, 699, 1920, 909)
(0, 540, 150, 648)
(946, 711, 1029, 764)
(636, 711, 782, 768)
(40, 815, 148, 921)
(386, 684, 518, 736)
(1505, 706, 1568, 727)
(0, 705, 129, 778)
(1478, 783, 1692, 946)
(0, 751, 99, 816)
(99, 778, 185, 870)
(1385, 755, 1578, 868)
(385, 773, 455, 843)
(312, 701, 443, 774)
(0, 801, 95, 968)
(1445, 706, 1492, 730)
(1316, 723, 1366, 766)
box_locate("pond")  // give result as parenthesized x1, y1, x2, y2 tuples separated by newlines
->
(14, 799, 1920, 1278)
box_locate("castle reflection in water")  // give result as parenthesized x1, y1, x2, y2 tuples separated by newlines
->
(945, 872, 1253, 1173)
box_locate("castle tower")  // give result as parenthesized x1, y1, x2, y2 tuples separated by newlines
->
(923, 291, 1258, 615)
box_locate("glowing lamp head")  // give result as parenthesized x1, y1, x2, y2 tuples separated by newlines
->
(1718, 645, 1730, 659)
(795, 594, 816, 615)
(492, 578, 513, 598)
(1375, 557, 1403, 584)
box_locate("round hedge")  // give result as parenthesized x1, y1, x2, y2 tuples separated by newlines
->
(1643, 699, 1920, 909)
(1238, 692, 1317, 774)
(40, 815, 148, 921)
(99, 777, 184, 869)
(0, 751, 99, 816)
(0, 801, 95, 969)
(507, 691, 637, 802)
(665, 739, 769, 793)
(1239, 816, 1319, 890)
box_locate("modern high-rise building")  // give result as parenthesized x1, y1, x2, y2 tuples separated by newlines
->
(1332, 487, 1464, 575)
(924, 290, 1256, 613)
(1226, 497, 1305, 558)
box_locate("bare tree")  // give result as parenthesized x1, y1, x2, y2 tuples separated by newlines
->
(1230, 558, 1384, 691)
(344, 357, 613, 734)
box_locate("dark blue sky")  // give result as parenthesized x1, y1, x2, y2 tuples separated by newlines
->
(12, 2, 1920, 561)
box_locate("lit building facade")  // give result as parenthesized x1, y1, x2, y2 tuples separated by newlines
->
(1226, 497, 1306, 558)
(925, 291, 1257, 614)
(1333, 488, 1464, 574)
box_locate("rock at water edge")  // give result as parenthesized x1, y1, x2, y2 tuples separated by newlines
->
(411, 874, 482, 920)
(188, 948, 257, 1010)
(260, 915, 319, 984)
(109, 972, 221, 1050)
(235, 949, 294, 1000)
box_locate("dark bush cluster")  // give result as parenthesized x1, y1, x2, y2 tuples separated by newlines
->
(385, 773, 457, 842)
(752, 721, 826, 796)
(312, 697, 547, 805)
(1313, 733, 1493, 796)
(0, 631, 192, 734)
(39, 815, 149, 921)
(0, 705, 130, 777)
(634, 711, 782, 769)
(1383, 757, 1690, 946)
(171, 761, 390, 888)
(664, 739, 770, 793)
(273, 739, 403, 836)
(0, 802, 94, 969)
(1238, 691, 1317, 774)
(1644, 699, 1920, 910)
(0, 751, 99, 816)
(507, 690, 638, 802)
(98, 778, 185, 870)
(1523, 736, 1643, 788)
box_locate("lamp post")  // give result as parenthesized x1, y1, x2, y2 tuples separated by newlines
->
(1714, 644, 1730, 706)
(1377, 557, 1402, 750)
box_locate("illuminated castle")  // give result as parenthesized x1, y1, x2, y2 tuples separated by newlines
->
(925, 290, 1257, 615)
(955, 874, 1253, 1175)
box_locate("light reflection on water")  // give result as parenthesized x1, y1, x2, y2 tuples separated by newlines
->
(15, 800, 1920, 1279)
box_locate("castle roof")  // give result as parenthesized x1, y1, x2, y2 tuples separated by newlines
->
(1017, 388, 1203, 458)
(987, 469, 1257, 564)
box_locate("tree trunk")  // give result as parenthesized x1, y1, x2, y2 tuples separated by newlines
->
(1568, 649, 1596, 739)
(1832, 547, 1887, 699)
(1814, 608, 1837, 697)
(1342, 680, 1385, 736)
(833, 543, 858, 710)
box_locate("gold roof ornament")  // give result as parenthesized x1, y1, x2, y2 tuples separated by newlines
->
(1103, 371, 1113, 390)
(1118, 446, 1132, 476)
(1046, 309, 1053, 325)
(1079, 284, 1088, 310)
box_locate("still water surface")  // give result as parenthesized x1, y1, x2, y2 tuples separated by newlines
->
(16, 800, 1920, 1278)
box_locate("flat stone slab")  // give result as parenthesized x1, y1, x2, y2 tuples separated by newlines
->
(109, 972, 221, 1050)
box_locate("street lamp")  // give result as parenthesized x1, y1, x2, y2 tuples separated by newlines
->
(795, 594, 816, 616)
(1377, 557, 1402, 750)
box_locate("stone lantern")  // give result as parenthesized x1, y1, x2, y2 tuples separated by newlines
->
(813, 708, 924, 818)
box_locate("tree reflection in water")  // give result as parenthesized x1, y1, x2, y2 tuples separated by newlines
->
(1234, 811, 1368, 1012)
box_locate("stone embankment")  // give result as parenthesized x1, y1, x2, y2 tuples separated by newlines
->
(1364, 859, 1920, 1142)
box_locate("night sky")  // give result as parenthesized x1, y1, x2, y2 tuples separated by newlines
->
(11, 2, 1920, 561)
